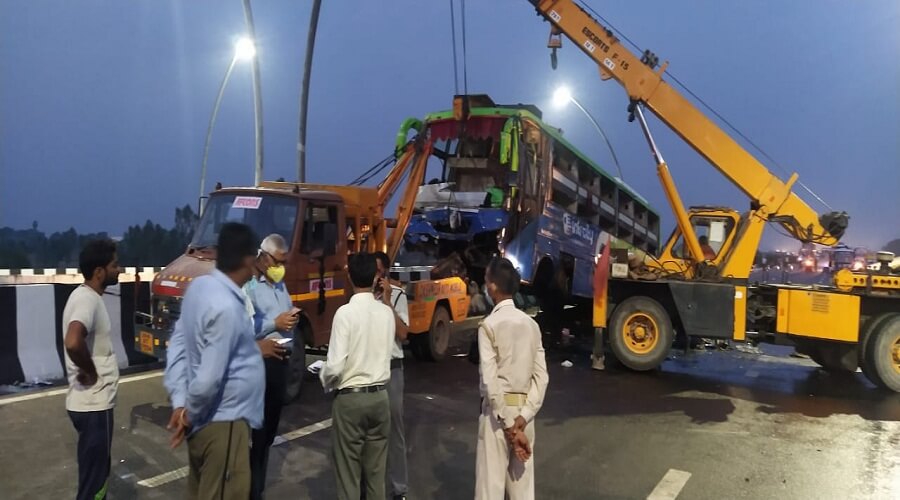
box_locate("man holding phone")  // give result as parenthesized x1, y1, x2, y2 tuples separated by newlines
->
(245, 233, 298, 500)
(373, 251, 410, 500)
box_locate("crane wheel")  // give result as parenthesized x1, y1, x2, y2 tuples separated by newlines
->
(863, 314, 900, 392)
(859, 313, 898, 382)
(609, 296, 673, 371)
(412, 304, 451, 362)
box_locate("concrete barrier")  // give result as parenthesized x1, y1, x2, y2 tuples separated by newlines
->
(0, 268, 162, 285)
(0, 281, 154, 386)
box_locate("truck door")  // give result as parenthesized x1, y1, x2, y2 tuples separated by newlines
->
(296, 200, 348, 346)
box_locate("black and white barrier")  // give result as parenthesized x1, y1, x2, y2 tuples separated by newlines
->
(0, 276, 154, 386)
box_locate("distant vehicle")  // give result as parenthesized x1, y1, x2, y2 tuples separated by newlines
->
(830, 244, 854, 271)
(799, 242, 817, 272)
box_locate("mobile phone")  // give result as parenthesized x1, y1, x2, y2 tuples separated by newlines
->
(275, 338, 293, 345)
(290, 306, 301, 317)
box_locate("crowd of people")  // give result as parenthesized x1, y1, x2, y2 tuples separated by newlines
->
(61, 223, 549, 500)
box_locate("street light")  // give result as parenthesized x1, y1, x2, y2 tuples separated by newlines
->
(552, 86, 624, 181)
(234, 36, 256, 61)
(198, 36, 256, 216)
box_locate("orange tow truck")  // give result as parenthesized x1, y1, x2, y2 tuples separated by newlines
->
(134, 137, 437, 363)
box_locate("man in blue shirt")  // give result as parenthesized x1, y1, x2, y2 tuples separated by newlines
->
(245, 233, 298, 500)
(164, 222, 265, 500)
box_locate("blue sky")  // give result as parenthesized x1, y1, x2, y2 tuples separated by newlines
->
(1, 0, 897, 250)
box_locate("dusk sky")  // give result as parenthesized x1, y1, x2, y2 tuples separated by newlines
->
(1, 0, 897, 250)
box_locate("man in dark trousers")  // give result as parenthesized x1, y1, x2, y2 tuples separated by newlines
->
(320, 253, 395, 500)
(63, 239, 121, 500)
(246, 233, 297, 499)
(374, 251, 410, 500)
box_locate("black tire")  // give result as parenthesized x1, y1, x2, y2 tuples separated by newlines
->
(863, 314, 900, 392)
(608, 296, 673, 371)
(411, 305, 452, 362)
(859, 313, 898, 382)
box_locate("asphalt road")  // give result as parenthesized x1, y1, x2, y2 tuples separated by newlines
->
(1, 334, 898, 499)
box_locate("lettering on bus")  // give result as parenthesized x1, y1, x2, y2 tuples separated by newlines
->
(563, 213, 595, 244)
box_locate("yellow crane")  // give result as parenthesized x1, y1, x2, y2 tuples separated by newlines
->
(528, 0, 900, 391)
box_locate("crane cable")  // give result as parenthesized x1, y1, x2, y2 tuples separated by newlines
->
(449, 0, 460, 95)
(449, 0, 470, 96)
(348, 152, 395, 186)
(461, 0, 469, 95)
(577, 0, 835, 212)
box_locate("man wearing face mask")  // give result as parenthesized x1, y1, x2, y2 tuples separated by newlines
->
(63, 239, 121, 500)
(245, 233, 298, 500)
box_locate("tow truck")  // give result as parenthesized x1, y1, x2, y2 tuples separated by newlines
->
(133, 136, 448, 359)
(526, 0, 899, 391)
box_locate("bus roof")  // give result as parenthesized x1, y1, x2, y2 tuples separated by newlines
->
(424, 105, 657, 216)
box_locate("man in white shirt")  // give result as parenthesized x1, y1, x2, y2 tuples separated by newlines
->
(374, 251, 409, 500)
(320, 253, 395, 500)
(63, 239, 121, 500)
(476, 257, 549, 500)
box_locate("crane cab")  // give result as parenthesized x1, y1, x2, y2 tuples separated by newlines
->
(651, 207, 741, 279)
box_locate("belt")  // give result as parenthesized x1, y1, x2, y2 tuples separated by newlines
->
(504, 393, 528, 406)
(336, 385, 386, 395)
(390, 358, 403, 370)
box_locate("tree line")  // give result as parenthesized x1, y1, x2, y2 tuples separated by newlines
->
(0, 205, 198, 269)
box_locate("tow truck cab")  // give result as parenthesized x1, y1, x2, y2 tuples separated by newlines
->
(134, 186, 357, 360)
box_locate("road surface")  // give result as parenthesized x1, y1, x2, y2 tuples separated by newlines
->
(0, 335, 897, 499)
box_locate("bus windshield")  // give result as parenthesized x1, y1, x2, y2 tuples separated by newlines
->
(191, 193, 299, 248)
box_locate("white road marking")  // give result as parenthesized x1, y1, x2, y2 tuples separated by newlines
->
(273, 418, 332, 446)
(136, 466, 189, 488)
(647, 469, 692, 500)
(138, 418, 332, 488)
(0, 370, 164, 406)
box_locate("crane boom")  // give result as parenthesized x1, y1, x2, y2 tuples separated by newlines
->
(529, 0, 847, 246)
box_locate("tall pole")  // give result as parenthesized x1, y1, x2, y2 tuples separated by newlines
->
(242, 0, 264, 185)
(199, 56, 239, 216)
(297, 0, 322, 183)
(569, 96, 624, 181)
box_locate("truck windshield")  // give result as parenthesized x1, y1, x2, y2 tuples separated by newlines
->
(191, 193, 299, 248)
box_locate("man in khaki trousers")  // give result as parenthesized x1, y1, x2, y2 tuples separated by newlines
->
(475, 258, 549, 500)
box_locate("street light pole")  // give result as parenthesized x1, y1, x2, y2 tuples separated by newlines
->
(242, 0, 264, 186)
(198, 37, 256, 217)
(297, 0, 322, 183)
(553, 87, 624, 181)
(199, 56, 238, 216)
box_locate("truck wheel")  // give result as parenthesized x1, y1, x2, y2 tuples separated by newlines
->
(609, 296, 673, 371)
(412, 305, 451, 362)
(859, 313, 898, 382)
(863, 314, 900, 392)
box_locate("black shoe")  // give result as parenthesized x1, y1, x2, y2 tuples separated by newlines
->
(392, 496, 407, 500)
